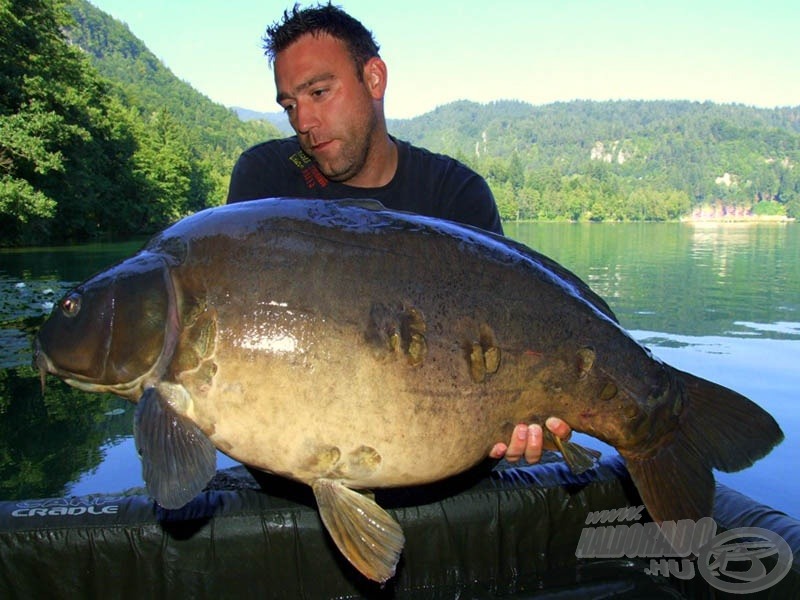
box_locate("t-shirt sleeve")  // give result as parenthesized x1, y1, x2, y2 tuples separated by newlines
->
(446, 173, 504, 235)
(428, 158, 503, 235)
(396, 141, 504, 235)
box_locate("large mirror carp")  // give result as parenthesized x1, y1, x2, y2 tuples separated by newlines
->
(35, 198, 783, 582)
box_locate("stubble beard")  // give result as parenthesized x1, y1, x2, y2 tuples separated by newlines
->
(308, 109, 379, 184)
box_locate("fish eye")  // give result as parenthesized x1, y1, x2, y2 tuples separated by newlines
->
(60, 293, 82, 318)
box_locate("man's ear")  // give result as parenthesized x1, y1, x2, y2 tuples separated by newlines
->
(363, 57, 388, 99)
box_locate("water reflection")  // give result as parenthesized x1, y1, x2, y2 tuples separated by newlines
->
(1, 242, 144, 499)
(506, 222, 800, 338)
(733, 321, 800, 338)
(506, 222, 799, 516)
(0, 365, 126, 499)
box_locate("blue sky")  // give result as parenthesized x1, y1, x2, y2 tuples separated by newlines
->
(86, 0, 799, 119)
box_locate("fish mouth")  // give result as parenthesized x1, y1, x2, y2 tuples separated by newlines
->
(33, 340, 87, 392)
(32, 339, 135, 396)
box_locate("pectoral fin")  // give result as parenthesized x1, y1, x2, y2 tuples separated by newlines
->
(312, 479, 405, 583)
(546, 429, 601, 475)
(133, 386, 217, 509)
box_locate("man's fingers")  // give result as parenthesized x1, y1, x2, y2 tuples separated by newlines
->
(489, 442, 508, 459)
(524, 424, 543, 464)
(493, 420, 572, 463)
(502, 423, 529, 462)
(545, 417, 571, 440)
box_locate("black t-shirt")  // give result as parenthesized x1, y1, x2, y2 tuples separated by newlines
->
(226, 137, 503, 234)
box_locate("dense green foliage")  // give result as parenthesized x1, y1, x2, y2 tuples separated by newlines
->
(390, 100, 800, 222)
(2, 1, 798, 246)
(1, 0, 279, 246)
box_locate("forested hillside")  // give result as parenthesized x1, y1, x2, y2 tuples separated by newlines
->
(389, 100, 800, 221)
(2, 1, 798, 247)
(0, 0, 279, 246)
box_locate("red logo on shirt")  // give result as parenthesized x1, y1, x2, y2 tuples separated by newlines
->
(290, 151, 328, 190)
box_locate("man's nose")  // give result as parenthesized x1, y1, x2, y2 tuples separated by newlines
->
(293, 100, 320, 134)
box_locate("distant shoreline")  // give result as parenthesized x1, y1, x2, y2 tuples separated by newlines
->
(504, 216, 796, 225)
(680, 215, 795, 224)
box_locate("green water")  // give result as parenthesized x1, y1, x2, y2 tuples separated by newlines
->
(505, 221, 799, 337)
(1, 223, 797, 516)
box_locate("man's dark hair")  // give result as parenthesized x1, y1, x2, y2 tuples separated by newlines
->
(263, 3, 380, 79)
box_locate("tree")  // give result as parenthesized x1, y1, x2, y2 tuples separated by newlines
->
(0, 0, 282, 245)
(1, 0, 83, 241)
(0, 107, 62, 225)
(490, 180, 518, 221)
(133, 108, 193, 226)
(0, 0, 143, 243)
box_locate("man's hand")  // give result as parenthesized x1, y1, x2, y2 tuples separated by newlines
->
(489, 417, 571, 464)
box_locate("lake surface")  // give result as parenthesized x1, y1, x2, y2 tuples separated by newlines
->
(1, 222, 797, 518)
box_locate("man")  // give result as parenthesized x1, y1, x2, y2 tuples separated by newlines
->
(227, 4, 570, 463)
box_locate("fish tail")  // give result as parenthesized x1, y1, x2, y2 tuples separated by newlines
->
(621, 367, 783, 523)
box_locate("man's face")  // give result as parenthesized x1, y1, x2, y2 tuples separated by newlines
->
(275, 33, 381, 185)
